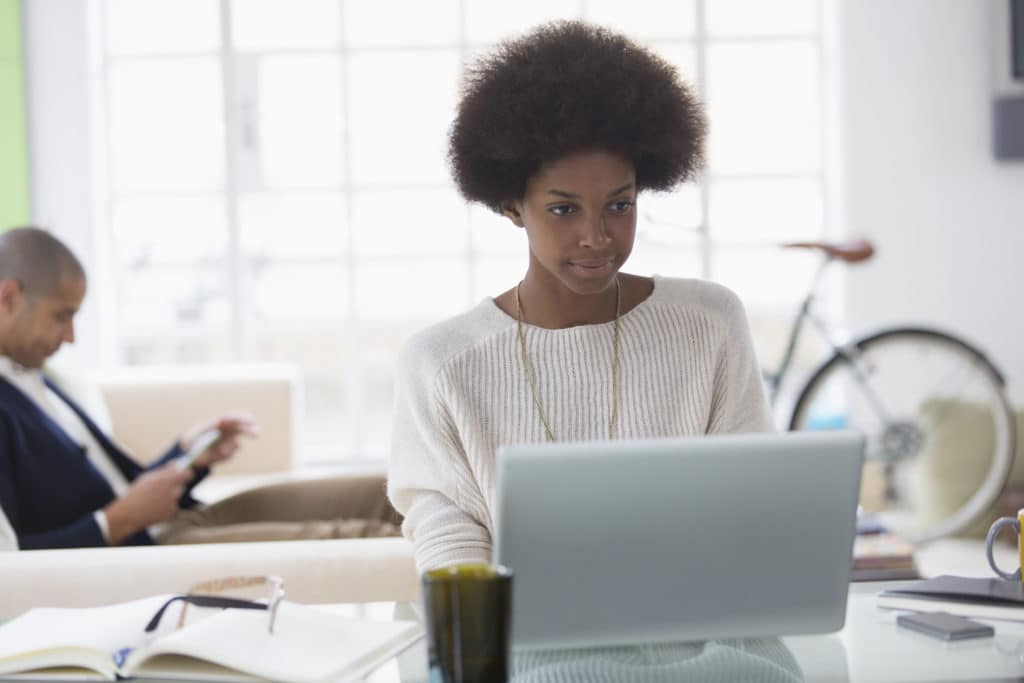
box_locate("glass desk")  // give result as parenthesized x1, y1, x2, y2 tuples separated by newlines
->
(358, 582, 1024, 683)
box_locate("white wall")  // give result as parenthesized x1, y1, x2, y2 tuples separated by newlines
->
(838, 0, 1024, 402)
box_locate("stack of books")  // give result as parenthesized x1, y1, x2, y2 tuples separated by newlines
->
(852, 531, 919, 581)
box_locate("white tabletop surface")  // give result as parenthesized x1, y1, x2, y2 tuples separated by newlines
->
(354, 580, 1024, 683)
(785, 581, 1024, 682)
(360, 536, 1024, 683)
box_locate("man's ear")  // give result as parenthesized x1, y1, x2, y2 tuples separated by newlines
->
(0, 279, 22, 314)
(500, 200, 526, 228)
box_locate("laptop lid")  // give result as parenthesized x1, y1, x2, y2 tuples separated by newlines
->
(494, 430, 865, 650)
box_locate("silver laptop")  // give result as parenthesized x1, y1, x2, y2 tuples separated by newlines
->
(494, 430, 865, 650)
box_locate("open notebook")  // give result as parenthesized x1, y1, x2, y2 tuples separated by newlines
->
(0, 595, 422, 682)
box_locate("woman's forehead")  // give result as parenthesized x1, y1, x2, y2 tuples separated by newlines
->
(528, 149, 637, 194)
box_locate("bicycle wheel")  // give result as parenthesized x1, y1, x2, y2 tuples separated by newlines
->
(789, 327, 1016, 543)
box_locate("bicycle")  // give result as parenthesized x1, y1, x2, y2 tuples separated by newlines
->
(766, 239, 1016, 543)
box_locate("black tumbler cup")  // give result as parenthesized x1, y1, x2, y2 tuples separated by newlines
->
(422, 563, 513, 683)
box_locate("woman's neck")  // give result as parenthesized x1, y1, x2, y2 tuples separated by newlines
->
(515, 272, 619, 329)
(494, 271, 654, 329)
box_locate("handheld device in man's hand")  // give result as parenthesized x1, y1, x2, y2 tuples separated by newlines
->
(175, 429, 221, 471)
(896, 611, 995, 641)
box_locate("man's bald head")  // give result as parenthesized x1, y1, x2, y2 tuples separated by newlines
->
(0, 227, 86, 299)
(0, 227, 87, 367)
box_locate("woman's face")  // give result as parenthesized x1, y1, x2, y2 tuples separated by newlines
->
(503, 148, 637, 297)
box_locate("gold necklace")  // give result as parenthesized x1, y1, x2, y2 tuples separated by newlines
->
(515, 277, 621, 442)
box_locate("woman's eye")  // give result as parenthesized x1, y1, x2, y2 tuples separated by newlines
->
(548, 204, 576, 217)
(610, 200, 635, 213)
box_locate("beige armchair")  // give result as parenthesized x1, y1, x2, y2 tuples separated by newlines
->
(96, 363, 300, 477)
(1, 364, 417, 619)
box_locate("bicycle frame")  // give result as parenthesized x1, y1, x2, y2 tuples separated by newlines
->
(764, 257, 833, 405)
(764, 256, 888, 418)
(767, 255, 922, 429)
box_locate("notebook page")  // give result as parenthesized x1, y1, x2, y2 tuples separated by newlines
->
(0, 596, 172, 678)
(126, 602, 422, 683)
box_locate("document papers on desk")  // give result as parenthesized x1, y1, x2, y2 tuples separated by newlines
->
(0, 595, 423, 682)
(877, 574, 1024, 622)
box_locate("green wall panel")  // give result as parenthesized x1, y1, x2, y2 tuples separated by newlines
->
(0, 0, 29, 231)
(0, 0, 19, 59)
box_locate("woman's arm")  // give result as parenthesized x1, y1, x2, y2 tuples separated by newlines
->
(399, 491, 492, 571)
(707, 288, 775, 434)
(388, 342, 493, 572)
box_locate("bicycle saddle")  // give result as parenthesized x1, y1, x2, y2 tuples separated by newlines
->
(783, 239, 875, 263)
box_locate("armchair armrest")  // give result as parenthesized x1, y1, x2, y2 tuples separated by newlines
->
(0, 537, 418, 620)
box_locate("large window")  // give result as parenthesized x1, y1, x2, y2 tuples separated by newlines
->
(100, 0, 826, 463)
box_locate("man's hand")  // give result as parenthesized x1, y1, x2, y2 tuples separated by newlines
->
(179, 414, 259, 469)
(103, 465, 194, 545)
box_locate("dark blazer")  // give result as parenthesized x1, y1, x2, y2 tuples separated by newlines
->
(0, 376, 208, 550)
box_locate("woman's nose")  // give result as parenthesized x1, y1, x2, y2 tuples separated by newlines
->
(578, 214, 612, 248)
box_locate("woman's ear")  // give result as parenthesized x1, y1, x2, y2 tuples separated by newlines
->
(500, 200, 526, 228)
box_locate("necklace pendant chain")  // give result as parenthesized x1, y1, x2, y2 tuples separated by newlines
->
(516, 277, 621, 442)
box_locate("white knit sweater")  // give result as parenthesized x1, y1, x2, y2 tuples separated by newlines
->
(388, 276, 774, 571)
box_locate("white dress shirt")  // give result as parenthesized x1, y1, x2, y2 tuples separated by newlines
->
(0, 503, 14, 551)
(0, 357, 129, 549)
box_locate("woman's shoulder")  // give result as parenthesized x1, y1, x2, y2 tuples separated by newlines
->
(397, 300, 513, 379)
(648, 275, 747, 322)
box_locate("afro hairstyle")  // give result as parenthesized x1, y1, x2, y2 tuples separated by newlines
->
(449, 20, 707, 213)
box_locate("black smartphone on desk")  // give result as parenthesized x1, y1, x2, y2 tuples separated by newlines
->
(897, 612, 995, 641)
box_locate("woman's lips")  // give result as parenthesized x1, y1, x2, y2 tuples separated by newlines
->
(568, 259, 614, 275)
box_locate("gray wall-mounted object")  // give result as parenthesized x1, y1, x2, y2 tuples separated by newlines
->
(1013, 0, 1023, 78)
(993, 1, 1024, 159)
(994, 96, 1024, 158)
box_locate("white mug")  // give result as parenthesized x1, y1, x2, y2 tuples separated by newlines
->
(987, 509, 1024, 581)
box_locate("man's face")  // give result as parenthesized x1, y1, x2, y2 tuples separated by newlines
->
(2, 275, 86, 369)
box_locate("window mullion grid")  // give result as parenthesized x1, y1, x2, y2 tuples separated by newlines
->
(459, 0, 476, 306)
(98, 1, 827, 462)
(817, 0, 843, 336)
(701, 5, 827, 290)
(339, 0, 362, 461)
(98, 0, 127, 366)
(220, 0, 244, 362)
(695, 0, 712, 280)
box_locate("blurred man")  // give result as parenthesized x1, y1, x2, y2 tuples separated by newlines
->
(0, 227, 400, 550)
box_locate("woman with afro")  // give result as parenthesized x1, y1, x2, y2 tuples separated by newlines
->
(388, 21, 774, 571)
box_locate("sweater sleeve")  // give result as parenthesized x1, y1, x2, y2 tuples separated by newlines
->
(388, 342, 492, 572)
(707, 288, 776, 434)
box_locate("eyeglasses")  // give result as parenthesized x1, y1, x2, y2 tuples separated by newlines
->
(145, 576, 285, 635)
